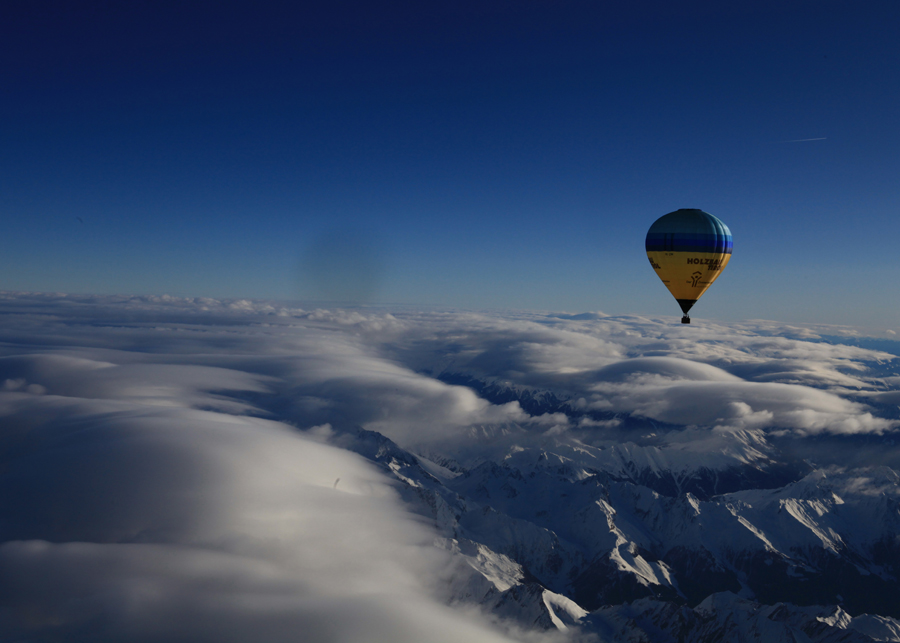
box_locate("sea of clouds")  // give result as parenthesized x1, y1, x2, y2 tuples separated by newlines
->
(0, 292, 897, 642)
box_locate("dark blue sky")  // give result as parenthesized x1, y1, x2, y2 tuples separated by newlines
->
(2, 1, 898, 327)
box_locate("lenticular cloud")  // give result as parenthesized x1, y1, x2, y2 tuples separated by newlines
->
(0, 381, 514, 642)
(0, 292, 897, 642)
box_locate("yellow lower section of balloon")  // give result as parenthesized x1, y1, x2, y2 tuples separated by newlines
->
(646, 251, 731, 301)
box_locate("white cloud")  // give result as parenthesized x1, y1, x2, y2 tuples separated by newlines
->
(0, 292, 897, 640)
(0, 305, 529, 641)
(586, 379, 892, 435)
(0, 540, 520, 643)
(0, 400, 521, 642)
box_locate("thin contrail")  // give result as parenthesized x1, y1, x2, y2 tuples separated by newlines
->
(782, 137, 827, 143)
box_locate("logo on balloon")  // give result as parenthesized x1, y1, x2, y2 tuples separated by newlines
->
(690, 271, 703, 287)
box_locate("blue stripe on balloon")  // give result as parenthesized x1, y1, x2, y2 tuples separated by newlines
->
(646, 233, 732, 254)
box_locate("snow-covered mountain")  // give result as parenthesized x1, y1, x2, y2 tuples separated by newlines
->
(1, 295, 898, 642)
(587, 592, 900, 642)
(335, 422, 900, 640)
(329, 313, 900, 641)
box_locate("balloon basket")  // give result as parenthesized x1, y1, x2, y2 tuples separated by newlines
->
(681, 315, 691, 324)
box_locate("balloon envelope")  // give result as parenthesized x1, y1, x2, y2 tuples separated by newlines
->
(645, 209, 732, 315)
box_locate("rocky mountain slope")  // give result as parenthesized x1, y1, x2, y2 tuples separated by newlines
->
(336, 380, 900, 641)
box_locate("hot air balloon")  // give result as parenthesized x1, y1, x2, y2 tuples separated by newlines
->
(645, 209, 732, 324)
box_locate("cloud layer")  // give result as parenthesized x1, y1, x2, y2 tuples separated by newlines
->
(0, 292, 897, 641)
